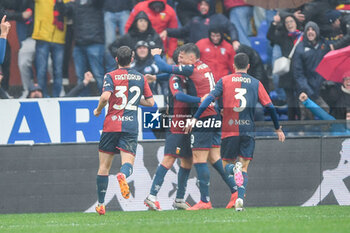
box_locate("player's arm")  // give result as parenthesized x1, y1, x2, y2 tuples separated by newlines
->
(170, 76, 201, 103)
(94, 74, 114, 117)
(258, 82, 285, 142)
(140, 77, 155, 107)
(151, 48, 194, 76)
(94, 91, 111, 117)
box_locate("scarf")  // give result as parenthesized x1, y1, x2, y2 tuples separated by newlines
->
(53, 0, 64, 31)
(288, 30, 303, 44)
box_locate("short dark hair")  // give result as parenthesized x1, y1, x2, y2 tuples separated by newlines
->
(234, 53, 249, 70)
(182, 43, 200, 59)
(172, 45, 186, 65)
(116, 46, 133, 67)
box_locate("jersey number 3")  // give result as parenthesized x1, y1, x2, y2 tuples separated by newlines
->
(233, 88, 247, 112)
(113, 86, 141, 111)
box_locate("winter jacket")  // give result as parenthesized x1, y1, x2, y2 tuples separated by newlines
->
(131, 54, 159, 75)
(292, 22, 330, 99)
(59, 0, 104, 46)
(167, 13, 238, 43)
(175, 0, 200, 26)
(103, 0, 132, 13)
(267, 16, 303, 89)
(320, 82, 350, 119)
(236, 44, 269, 90)
(125, 0, 178, 57)
(109, 11, 163, 57)
(32, 0, 70, 44)
(196, 38, 235, 82)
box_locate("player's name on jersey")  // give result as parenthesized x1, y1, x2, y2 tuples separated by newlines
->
(232, 76, 251, 83)
(196, 63, 209, 70)
(113, 74, 142, 81)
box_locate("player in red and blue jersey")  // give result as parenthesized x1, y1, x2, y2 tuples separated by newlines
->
(152, 44, 238, 210)
(188, 53, 285, 211)
(93, 46, 154, 215)
(145, 47, 204, 210)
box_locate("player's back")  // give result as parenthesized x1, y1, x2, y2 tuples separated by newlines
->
(186, 60, 217, 118)
(103, 68, 152, 134)
(220, 72, 271, 138)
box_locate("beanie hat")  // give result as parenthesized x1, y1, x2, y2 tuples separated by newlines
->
(325, 10, 341, 23)
(304, 21, 320, 37)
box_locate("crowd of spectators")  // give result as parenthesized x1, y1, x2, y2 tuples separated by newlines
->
(0, 0, 349, 122)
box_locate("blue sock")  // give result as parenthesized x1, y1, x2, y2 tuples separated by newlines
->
(212, 159, 236, 193)
(150, 164, 169, 196)
(238, 172, 248, 199)
(120, 162, 133, 178)
(194, 163, 210, 203)
(176, 166, 191, 199)
(96, 175, 108, 204)
(225, 163, 235, 175)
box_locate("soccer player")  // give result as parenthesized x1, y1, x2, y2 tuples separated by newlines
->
(93, 46, 155, 215)
(144, 47, 208, 211)
(186, 53, 285, 211)
(152, 44, 237, 210)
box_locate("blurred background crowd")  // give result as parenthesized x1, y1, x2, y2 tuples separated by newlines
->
(0, 0, 349, 122)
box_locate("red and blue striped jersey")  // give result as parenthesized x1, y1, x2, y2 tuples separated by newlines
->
(171, 60, 217, 118)
(102, 68, 153, 134)
(168, 75, 191, 133)
(210, 72, 272, 138)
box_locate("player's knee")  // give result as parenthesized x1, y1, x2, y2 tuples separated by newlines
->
(162, 155, 176, 168)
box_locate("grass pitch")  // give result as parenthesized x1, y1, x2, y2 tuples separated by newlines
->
(1, 205, 349, 233)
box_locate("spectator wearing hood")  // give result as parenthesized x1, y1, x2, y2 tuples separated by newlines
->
(109, 11, 163, 58)
(292, 21, 350, 119)
(161, 0, 239, 49)
(320, 71, 350, 120)
(267, 13, 303, 120)
(131, 41, 160, 94)
(125, 0, 177, 62)
(196, 25, 235, 82)
(58, 0, 105, 96)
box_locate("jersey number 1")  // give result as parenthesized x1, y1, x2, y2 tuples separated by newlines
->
(233, 88, 247, 112)
(113, 86, 141, 111)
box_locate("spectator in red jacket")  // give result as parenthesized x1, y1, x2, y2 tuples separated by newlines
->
(196, 25, 235, 82)
(125, 0, 178, 63)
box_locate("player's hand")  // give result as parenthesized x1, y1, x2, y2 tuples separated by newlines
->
(0, 16, 11, 38)
(275, 126, 285, 142)
(184, 118, 197, 134)
(93, 108, 101, 117)
(200, 94, 209, 102)
(232, 40, 240, 51)
(151, 48, 162, 56)
(145, 74, 156, 83)
(294, 10, 305, 22)
(299, 92, 308, 102)
(160, 30, 167, 40)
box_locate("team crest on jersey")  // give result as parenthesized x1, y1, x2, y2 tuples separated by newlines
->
(220, 48, 226, 55)
(160, 13, 166, 20)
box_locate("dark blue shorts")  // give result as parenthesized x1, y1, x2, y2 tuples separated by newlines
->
(164, 132, 192, 158)
(221, 135, 255, 160)
(191, 115, 221, 150)
(99, 132, 138, 155)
